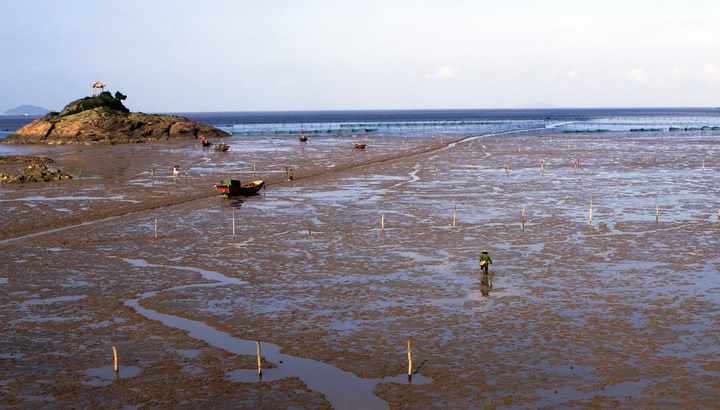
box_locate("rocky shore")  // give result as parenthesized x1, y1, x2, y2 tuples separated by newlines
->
(0, 155, 72, 183)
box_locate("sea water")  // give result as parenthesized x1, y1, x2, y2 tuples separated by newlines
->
(4, 107, 720, 146)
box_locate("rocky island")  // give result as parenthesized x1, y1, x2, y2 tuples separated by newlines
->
(1, 91, 229, 145)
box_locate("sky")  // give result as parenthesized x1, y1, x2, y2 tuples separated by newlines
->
(1, 0, 720, 113)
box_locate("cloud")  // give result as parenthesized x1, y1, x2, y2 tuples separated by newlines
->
(704, 63, 720, 77)
(429, 66, 457, 79)
(627, 68, 648, 83)
(565, 69, 579, 79)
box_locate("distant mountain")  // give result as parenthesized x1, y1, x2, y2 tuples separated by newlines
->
(5, 105, 52, 115)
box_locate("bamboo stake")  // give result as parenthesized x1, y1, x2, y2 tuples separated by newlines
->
(656, 205, 659, 222)
(154, 219, 158, 239)
(232, 208, 235, 236)
(257, 341, 262, 376)
(112, 346, 118, 372)
(382, 214, 385, 231)
(470, 162, 474, 171)
(453, 204, 456, 227)
(407, 338, 412, 376)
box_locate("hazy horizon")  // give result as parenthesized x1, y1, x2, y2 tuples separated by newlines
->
(2, 1, 719, 113)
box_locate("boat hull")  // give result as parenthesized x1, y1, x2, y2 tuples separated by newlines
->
(215, 180, 265, 197)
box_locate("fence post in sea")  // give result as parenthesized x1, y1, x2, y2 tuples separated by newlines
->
(257, 341, 262, 376)
(656, 205, 659, 222)
(453, 204, 456, 227)
(382, 214, 385, 231)
(112, 346, 118, 373)
(505, 163, 510, 173)
(232, 208, 236, 236)
(407, 338, 412, 379)
(154, 219, 158, 239)
(471, 162, 474, 171)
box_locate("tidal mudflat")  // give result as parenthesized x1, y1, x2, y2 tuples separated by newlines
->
(2, 127, 720, 408)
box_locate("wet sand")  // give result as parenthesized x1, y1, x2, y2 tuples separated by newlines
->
(2, 130, 720, 408)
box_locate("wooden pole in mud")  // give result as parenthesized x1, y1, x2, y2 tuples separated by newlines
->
(154, 219, 158, 239)
(257, 341, 262, 376)
(112, 346, 118, 373)
(382, 214, 385, 231)
(656, 205, 659, 222)
(453, 204, 456, 227)
(407, 338, 412, 376)
(232, 208, 236, 236)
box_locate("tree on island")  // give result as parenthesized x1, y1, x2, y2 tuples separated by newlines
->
(47, 91, 130, 119)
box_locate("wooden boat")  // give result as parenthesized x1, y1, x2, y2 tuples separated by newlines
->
(214, 143, 229, 151)
(354, 143, 366, 149)
(214, 179, 264, 198)
(299, 135, 307, 141)
(201, 139, 211, 147)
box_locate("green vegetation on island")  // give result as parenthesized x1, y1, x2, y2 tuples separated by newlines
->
(46, 91, 130, 120)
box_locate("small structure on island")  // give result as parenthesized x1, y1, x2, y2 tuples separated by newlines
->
(91, 81, 106, 96)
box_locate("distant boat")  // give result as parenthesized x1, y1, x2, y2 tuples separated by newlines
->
(299, 135, 307, 141)
(214, 143, 229, 151)
(214, 179, 264, 198)
(354, 143, 366, 149)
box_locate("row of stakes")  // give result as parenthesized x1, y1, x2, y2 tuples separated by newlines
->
(111, 338, 416, 380)
(145, 149, 710, 181)
(150, 200, 720, 239)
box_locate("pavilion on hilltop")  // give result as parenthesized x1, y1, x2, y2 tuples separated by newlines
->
(91, 81, 106, 96)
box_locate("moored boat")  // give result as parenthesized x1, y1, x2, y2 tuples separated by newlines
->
(214, 143, 229, 151)
(354, 143, 366, 149)
(214, 179, 265, 198)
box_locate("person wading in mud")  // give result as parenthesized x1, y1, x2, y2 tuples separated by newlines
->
(479, 250, 493, 274)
